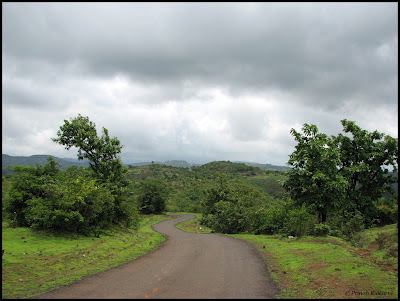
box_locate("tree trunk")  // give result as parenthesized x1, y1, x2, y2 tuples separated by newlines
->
(318, 209, 327, 223)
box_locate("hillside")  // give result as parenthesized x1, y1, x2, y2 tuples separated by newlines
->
(128, 160, 199, 168)
(239, 162, 291, 172)
(126, 161, 287, 212)
(2, 154, 89, 175)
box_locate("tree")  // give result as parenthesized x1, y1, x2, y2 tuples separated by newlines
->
(334, 119, 398, 226)
(52, 114, 137, 227)
(52, 114, 126, 185)
(283, 123, 347, 223)
(284, 120, 398, 226)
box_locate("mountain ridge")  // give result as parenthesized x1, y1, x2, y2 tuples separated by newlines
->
(2, 154, 291, 175)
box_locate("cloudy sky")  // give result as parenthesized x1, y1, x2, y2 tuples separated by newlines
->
(2, 2, 398, 166)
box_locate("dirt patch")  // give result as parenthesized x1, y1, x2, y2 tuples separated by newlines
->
(301, 260, 374, 299)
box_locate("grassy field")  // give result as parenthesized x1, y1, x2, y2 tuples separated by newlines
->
(2, 214, 174, 299)
(176, 214, 398, 299)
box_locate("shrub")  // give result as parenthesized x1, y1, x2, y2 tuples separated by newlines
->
(24, 175, 115, 235)
(252, 204, 286, 235)
(200, 175, 268, 234)
(136, 180, 167, 214)
(314, 223, 331, 236)
(342, 210, 365, 239)
(329, 229, 342, 237)
(4, 157, 139, 235)
(282, 205, 316, 237)
(375, 232, 389, 250)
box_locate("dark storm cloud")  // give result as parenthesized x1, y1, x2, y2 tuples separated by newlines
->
(3, 2, 397, 109)
(2, 2, 398, 165)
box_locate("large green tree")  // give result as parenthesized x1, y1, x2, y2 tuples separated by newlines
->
(52, 115, 137, 226)
(284, 120, 398, 226)
(283, 124, 347, 223)
(334, 119, 398, 225)
(52, 114, 126, 185)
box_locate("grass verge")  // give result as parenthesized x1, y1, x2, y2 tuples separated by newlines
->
(172, 212, 213, 234)
(2, 214, 174, 299)
(177, 213, 398, 299)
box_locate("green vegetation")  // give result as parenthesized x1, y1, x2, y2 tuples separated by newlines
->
(2, 154, 89, 176)
(284, 120, 398, 227)
(4, 115, 138, 235)
(135, 179, 168, 214)
(233, 231, 398, 299)
(125, 161, 287, 214)
(2, 214, 173, 299)
(52, 114, 126, 185)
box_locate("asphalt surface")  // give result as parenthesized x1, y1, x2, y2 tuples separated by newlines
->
(33, 214, 279, 299)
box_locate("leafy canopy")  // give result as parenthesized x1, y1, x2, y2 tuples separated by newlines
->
(52, 114, 126, 185)
(284, 120, 398, 225)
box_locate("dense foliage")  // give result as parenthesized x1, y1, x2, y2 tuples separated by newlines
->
(284, 119, 398, 232)
(3, 157, 139, 235)
(52, 114, 127, 185)
(135, 180, 167, 214)
(3, 115, 139, 235)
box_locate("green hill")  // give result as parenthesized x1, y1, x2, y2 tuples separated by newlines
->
(2, 154, 89, 175)
(125, 161, 287, 213)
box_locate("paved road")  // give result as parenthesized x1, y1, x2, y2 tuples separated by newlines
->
(34, 214, 279, 299)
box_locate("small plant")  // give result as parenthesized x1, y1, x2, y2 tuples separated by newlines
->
(313, 223, 331, 236)
(342, 210, 364, 240)
(383, 244, 398, 259)
(375, 232, 389, 250)
(329, 229, 342, 237)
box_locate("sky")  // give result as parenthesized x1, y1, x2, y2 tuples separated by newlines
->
(2, 2, 398, 166)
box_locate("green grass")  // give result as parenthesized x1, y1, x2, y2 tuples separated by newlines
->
(231, 233, 397, 299)
(172, 212, 213, 234)
(2, 214, 174, 299)
(177, 213, 398, 299)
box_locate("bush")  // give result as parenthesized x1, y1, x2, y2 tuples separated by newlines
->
(329, 229, 342, 237)
(4, 157, 140, 235)
(136, 180, 167, 214)
(24, 175, 115, 235)
(342, 210, 365, 240)
(252, 204, 286, 235)
(5, 159, 61, 227)
(282, 205, 316, 237)
(375, 232, 390, 250)
(200, 175, 268, 234)
(314, 223, 331, 236)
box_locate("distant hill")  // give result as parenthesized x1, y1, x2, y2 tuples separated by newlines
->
(128, 160, 290, 171)
(234, 161, 292, 172)
(3, 154, 291, 176)
(128, 160, 199, 168)
(2, 154, 89, 175)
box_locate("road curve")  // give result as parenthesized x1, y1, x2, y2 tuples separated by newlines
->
(33, 214, 279, 299)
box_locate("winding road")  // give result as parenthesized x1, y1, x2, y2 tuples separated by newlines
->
(34, 214, 279, 299)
